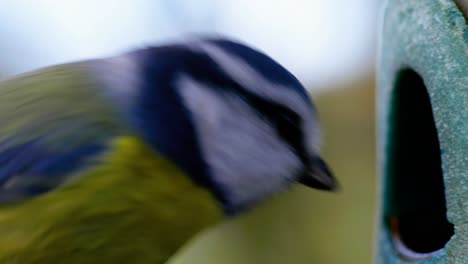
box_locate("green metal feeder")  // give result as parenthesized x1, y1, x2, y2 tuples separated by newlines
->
(377, 0, 467, 263)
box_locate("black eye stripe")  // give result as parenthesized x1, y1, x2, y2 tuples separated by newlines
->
(184, 55, 308, 163)
(244, 97, 309, 166)
(272, 107, 309, 165)
(220, 81, 308, 163)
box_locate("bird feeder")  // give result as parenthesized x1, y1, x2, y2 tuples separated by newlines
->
(377, 0, 467, 263)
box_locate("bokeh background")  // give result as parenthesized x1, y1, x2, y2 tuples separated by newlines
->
(0, 0, 382, 263)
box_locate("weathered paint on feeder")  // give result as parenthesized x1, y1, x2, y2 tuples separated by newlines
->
(378, 0, 467, 263)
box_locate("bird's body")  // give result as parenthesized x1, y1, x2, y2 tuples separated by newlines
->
(0, 136, 222, 263)
(0, 38, 337, 263)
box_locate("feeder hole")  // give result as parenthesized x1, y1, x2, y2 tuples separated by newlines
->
(385, 69, 454, 256)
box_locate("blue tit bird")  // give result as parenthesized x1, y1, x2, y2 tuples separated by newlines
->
(0, 38, 337, 263)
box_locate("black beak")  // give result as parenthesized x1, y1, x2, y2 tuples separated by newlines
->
(298, 157, 338, 191)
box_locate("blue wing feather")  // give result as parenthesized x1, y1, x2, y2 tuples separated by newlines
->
(0, 139, 107, 203)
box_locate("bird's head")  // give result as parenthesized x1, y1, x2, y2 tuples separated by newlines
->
(117, 38, 338, 214)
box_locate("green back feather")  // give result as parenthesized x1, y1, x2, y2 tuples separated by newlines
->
(0, 136, 223, 263)
(0, 62, 122, 150)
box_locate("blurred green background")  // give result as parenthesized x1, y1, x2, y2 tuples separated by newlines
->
(0, 1, 380, 263)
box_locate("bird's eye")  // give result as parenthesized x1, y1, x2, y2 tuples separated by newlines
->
(274, 108, 309, 166)
(275, 109, 302, 146)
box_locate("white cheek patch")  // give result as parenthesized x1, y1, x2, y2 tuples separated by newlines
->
(177, 75, 302, 209)
(190, 41, 321, 154)
(87, 54, 141, 110)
